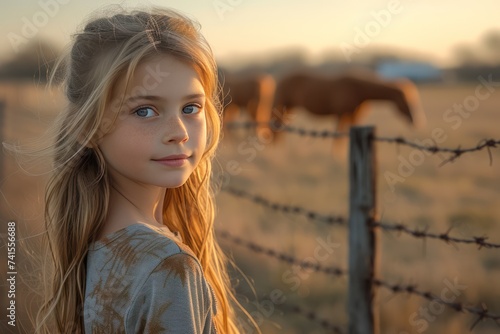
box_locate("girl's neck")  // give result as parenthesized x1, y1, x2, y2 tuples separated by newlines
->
(97, 182, 171, 240)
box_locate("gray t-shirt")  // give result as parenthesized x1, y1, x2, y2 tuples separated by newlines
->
(84, 223, 217, 333)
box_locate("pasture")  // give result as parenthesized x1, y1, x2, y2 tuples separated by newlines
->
(0, 81, 499, 333)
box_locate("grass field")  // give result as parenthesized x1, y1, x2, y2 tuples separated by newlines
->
(1, 81, 499, 333)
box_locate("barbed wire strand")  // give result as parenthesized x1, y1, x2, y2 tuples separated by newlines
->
(371, 221, 500, 250)
(222, 187, 500, 249)
(224, 121, 500, 165)
(220, 227, 500, 330)
(375, 137, 500, 166)
(224, 121, 348, 139)
(217, 230, 346, 277)
(221, 186, 347, 227)
(372, 278, 500, 330)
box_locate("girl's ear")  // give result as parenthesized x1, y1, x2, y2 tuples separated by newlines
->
(78, 118, 112, 148)
(83, 140, 94, 149)
(77, 132, 95, 149)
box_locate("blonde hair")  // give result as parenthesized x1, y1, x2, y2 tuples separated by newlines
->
(28, 6, 255, 334)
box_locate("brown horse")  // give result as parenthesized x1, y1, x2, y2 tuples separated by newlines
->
(271, 71, 426, 135)
(221, 73, 276, 140)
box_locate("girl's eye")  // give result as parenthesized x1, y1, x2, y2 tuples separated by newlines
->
(182, 104, 202, 115)
(134, 107, 156, 118)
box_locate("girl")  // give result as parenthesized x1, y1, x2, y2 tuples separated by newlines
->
(21, 6, 255, 334)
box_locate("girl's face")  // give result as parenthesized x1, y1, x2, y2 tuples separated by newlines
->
(97, 54, 207, 188)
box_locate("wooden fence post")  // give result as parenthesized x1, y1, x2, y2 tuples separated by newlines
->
(348, 126, 379, 334)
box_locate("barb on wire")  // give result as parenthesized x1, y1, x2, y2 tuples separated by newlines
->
(278, 302, 345, 333)
(279, 124, 348, 139)
(372, 278, 500, 330)
(221, 186, 346, 226)
(375, 136, 500, 166)
(217, 230, 346, 277)
(224, 121, 348, 139)
(371, 221, 500, 250)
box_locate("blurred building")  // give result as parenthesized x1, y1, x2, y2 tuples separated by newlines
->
(375, 60, 443, 83)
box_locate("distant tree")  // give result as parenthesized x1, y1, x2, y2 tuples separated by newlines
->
(263, 48, 310, 78)
(0, 39, 63, 82)
(452, 30, 500, 67)
(481, 30, 500, 65)
(453, 44, 482, 66)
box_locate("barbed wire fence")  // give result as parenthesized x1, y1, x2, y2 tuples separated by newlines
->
(220, 121, 500, 334)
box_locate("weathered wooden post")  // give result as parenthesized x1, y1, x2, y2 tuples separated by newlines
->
(348, 126, 379, 334)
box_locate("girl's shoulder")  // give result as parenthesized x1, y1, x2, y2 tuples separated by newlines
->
(86, 223, 195, 272)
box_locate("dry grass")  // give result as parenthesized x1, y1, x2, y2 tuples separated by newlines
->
(0, 82, 499, 333)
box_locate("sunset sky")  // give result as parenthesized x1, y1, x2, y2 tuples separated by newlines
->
(0, 0, 499, 67)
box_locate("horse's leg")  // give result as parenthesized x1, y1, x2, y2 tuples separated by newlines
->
(351, 102, 371, 125)
(222, 104, 241, 138)
(246, 98, 271, 142)
(335, 112, 352, 133)
(254, 76, 276, 143)
(332, 112, 352, 160)
(224, 104, 241, 123)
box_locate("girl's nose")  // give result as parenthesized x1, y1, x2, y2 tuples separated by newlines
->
(162, 116, 189, 144)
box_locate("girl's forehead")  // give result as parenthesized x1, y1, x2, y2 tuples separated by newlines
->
(112, 54, 205, 101)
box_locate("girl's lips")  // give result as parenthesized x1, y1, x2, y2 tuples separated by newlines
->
(152, 154, 190, 167)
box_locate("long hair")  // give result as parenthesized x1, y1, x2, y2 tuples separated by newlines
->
(31, 7, 256, 334)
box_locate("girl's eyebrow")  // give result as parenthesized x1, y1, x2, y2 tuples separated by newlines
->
(182, 93, 206, 100)
(124, 93, 205, 104)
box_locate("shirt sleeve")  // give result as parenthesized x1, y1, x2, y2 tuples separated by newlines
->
(126, 253, 216, 334)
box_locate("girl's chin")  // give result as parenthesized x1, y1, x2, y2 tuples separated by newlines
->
(155, 179, 190, 189)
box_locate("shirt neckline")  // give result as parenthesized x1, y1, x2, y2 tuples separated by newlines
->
(88, 223, 182, 251)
